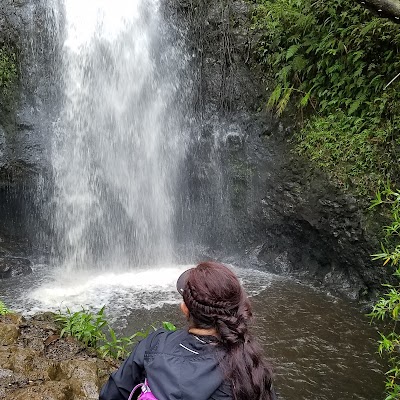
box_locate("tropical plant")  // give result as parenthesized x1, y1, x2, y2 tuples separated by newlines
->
(369, 184, 400, 399)
(55, 306, 108, 347)
(98, 327, 143, 360)
(0, 300, 10, 316)
(97, 321, 176, 360)
(161, 321, 176, 331)
(253, 0, 400, 117)
(56, 305, 177, 360)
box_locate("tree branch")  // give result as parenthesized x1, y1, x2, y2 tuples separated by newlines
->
(357, 0, 400, 23)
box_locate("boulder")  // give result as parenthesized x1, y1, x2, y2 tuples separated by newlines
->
(0, 257, 32, 279)
(0, 323, 19, 345)
(11, 381, 72, 400)
(0, 313, 117, 399)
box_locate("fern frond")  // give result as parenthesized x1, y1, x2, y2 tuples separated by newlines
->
(267, 85, 282, 108)
(276, 87, 293, 115)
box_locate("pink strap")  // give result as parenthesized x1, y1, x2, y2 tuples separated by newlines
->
(128, 383, 144, 400)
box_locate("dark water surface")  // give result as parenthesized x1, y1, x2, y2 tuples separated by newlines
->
(251, 281, 385, 400)
(121, 274, 385, 400)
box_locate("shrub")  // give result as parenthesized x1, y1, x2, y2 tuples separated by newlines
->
(296, 112, 398, 194)
(55, 306, 108, 347)
(369, 184, 400, 399)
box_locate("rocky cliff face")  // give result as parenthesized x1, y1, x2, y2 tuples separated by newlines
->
(170, 0, 385, 300)
(0, 0, 61, 246)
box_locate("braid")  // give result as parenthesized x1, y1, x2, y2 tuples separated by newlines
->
(184, 282, 235, 319)
(182, 262, 275, 400)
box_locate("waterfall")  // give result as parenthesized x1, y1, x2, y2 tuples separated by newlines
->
(51, 0, 188, 271)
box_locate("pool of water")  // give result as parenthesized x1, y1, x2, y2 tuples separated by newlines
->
(0, 263, 385, 399)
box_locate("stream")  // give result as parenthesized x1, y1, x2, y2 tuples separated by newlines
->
(0, 262, 385, 400)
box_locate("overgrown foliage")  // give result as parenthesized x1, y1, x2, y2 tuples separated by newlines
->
(252, 0, 400, 194)
(369, 184, 400, 399)
(56, 306, 176, 360)
(296, 112, 397, 193)
(0, 300, 10, 316)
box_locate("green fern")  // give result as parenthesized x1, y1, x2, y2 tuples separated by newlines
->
(299, 90, 311, 108)
(267, 85, 282, 108)
(286, 44, 301, 60)
(276, 87, 293, 115)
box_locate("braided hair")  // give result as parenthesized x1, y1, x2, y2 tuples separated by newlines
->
(182, 262, 275, 400)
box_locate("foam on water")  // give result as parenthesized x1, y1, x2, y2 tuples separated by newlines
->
(10, 264, 279, 318)
(27, 264, 192, 314)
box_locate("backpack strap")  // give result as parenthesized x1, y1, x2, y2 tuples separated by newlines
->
(128, 379, 152, 400)
(128, 383, 144, 400)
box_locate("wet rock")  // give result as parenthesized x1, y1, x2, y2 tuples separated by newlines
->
(59, 359, 100, 398)
(11, 381, 72, 400)
(0, 313, 117, 399)
(0, 256, 32, 279)
(0, 0, 60, 247)
(0, 323, 19, 345)
(0, 345, 15, 370)
(11, 348, 54, 381)
(0, 126, 8, 169)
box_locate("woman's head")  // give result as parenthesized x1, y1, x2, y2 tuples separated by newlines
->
(177, 262, 252, 337)
(177, 261, 274, 400)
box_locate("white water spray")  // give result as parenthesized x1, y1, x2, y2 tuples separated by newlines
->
(52, 0, 188, 272)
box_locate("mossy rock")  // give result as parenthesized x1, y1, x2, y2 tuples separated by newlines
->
(0, 322, 19, 345)
(10, 381, 73, 400)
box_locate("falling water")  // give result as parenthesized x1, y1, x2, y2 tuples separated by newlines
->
(0, 3, 387, 398)
(51, 0, 188, 271)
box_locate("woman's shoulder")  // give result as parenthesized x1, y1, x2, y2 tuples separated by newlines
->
(143, 328, 189, 348)
(145, 328, 221, 358)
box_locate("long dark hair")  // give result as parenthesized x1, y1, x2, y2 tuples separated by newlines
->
(182, 261, 274, 400)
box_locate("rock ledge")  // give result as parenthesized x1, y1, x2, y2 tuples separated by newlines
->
(0, 313, 117, 400)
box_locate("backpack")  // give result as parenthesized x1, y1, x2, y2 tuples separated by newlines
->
(128, 379, 158, 400)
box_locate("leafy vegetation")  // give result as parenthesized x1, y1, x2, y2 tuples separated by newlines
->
(55, 306, 108, 347)
(369, 184, 400, 399)
(252, 0, 400, 195)
(0, 300, 10, 316)
(56, 306, 176, 360)
(296, 113, 396, 193)
(0, 47, 17, 94)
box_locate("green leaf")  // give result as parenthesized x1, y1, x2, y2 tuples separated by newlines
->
(162, 321, 177, 331)
(299, 90, 312, 108)
(276, 87, 293, 115)
(267, 85, 282, 108)
(286, 44, 301, 60)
